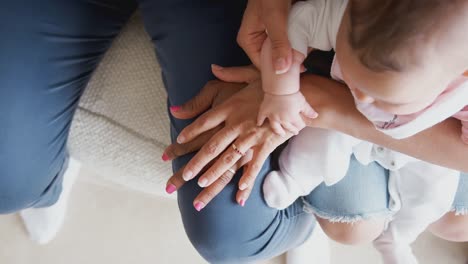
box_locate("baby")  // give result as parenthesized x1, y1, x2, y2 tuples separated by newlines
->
(259, 0, 468, 263)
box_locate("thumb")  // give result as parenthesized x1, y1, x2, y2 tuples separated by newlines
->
(211, 64, 260, 84)
(170, 84, 218, 119)
(261, 0, 292, 74)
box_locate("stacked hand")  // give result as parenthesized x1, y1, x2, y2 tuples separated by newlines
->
(164, 65, 296, 210)
(163, 64, 353, 211)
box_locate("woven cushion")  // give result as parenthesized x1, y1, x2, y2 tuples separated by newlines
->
(69, 13, 173, 197)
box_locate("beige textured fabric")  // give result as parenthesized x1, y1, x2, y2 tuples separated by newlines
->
(69, 14, 173, 197)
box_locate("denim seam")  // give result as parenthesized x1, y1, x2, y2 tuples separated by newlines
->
(259, 209, 309, 261)
(301, 197, 393, 223)
(450, 205, 468, 216)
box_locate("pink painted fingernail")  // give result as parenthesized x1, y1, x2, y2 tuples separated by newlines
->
(165, 184, 177, 194)
(239, 199, 245, 207)
(161, 153, 170, 161)
(194, 201, 205, 211)
(170, 105, 181, 112)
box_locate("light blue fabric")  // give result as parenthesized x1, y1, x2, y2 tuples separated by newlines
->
(452, 173, 468, 215)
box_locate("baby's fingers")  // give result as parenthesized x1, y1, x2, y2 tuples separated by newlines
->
(270, 121, 286, 137)
(282, 122, 299, 135)
(301, 103, 319, 119)
(257, 113, 267, 127)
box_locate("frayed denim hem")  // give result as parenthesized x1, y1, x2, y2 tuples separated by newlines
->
(301, 197, 393, 224)
(450, 206, 468, 216)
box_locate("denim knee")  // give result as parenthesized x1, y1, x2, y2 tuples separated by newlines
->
(0, 148, 67, 214)
(178, 181, 266, 264)
(305, 155, 391, 223)
(189, 232, 248, 264)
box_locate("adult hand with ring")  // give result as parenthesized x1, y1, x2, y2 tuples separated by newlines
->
(175, 67, 297, 207)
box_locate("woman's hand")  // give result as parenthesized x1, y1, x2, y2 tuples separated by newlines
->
(164, 66, 346, 211)
(163, 66, 265, 207)
(238, 0, 293, 73)
(165, 65, 301, 209)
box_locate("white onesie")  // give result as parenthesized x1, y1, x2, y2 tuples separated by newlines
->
(262, 1, 465, 263)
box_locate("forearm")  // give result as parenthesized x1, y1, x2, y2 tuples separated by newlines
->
(339, 110, 467, 173)
(300, 74, 468, 173)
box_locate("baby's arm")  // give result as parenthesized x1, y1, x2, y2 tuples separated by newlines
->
(258, 0, 343, 135)
(259, 38, 317, 136)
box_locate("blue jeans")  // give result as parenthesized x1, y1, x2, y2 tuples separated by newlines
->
(1, 1, 465, 263)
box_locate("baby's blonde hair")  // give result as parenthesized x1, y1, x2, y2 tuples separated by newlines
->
(348, 0, 467, 72)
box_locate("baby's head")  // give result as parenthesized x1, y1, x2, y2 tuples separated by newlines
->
(336, 0, 468, 115)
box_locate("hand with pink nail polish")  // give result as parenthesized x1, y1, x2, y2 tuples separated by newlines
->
(164, 65, 345, 210)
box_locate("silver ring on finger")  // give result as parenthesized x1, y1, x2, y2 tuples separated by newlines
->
(232, 144, 245, 156)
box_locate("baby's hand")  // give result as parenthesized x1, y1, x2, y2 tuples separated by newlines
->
(258, 92, 318, 136)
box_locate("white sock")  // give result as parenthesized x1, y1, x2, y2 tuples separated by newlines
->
(286, 223, 331, 264)
(263, 170, 308, 209)
(373, 236, 418, 264)
(20, 158, 81, 245)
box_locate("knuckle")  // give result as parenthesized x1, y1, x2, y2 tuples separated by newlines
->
(270, 38, 288, 50)
(172, 144, 187, 156)
(246, 119, 257, 129)
(205, 142, 218, 155)
(165, 146, 177, 157)
(225, 125, 238, 135)
(218, 174, 232, 186)
(206, 80, 218, 87)
(236, 34, 245, 47)
(263, 5, 285, 17)
(198, 116, 209, 127)
(184, 100, 196, 113)
(244, 174, 255, 184)
(205, 168, 221, 181)
(250, 162, 261, 173)
(193, 99, 205, 113)
(202, 189, 216, 200)
(188, 157, 202, 171)
(263, 139, 275, 150)
(223, 154, 235, 164)
(246, 130, 257, 139)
